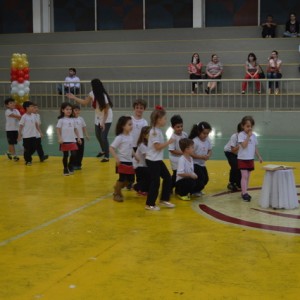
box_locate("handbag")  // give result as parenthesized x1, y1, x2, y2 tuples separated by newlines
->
(259, 65, 265, 79)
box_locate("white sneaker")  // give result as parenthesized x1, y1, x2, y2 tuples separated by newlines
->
(159, 201, 175, 208)
(191, 192, 203, 197)
(145, 205, 160, 211)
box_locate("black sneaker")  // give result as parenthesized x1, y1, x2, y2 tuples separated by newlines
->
(25, 161, 32, 166)
(96, 152, 105, 158)
(68, 168, 74, 175)
(13, 156, 19, 162)
(205, 87, 210, 94)
(40, 155, 49, 162)
(242, 193, 251, 202)
(101, 157, 109, 162)
(63, 169, 70, 176)
(6, 152, 12, 160)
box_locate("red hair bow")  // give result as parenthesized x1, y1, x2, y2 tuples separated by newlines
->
(155, 105, 164, 110)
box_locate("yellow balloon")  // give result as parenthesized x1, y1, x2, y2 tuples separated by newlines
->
(21, 54, 27, 59)
(23, 94, 29, 101)
(11, 61, 17, 68)
(24, 61, 29, 67)
(12, 93, 18, 99)
(17, 64, 24, 70)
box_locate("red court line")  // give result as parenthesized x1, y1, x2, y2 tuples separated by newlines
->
(251, 208, 300, 219)
(199, 204, 300, 234)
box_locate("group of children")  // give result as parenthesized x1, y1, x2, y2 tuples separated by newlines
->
(5, 97, 262, 208)
(5, 98, 48, 165)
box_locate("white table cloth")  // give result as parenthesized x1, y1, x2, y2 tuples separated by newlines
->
(260, 169, 299, 209)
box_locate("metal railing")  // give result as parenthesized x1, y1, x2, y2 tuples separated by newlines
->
(1, 79, 300, 111)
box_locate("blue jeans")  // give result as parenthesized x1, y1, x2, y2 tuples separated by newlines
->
(267, 72, 282, 89)
(95, 123, 111, 158)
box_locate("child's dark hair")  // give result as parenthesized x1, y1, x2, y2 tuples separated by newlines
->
(150, 106, 166, 127)
(133, 99, 147, 110)
(241, 116, 255, 127)
(23, 101, 35, 110)
(115, 116, 132, 136)
(73, 104, 81, 110)
(69, 67, 76, 74)
(4, 97, 15, 105)
(237, 122, 243, 132)
(58, 102, 73, 119)
(247, 52, 257, 62)
(170, 115, 183, 128)
(179, 138, 194, 152)
(189, 121, 212, 139)
(137, 126, 151, 146)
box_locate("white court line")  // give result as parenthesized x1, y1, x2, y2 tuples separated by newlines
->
(0, 193, 112, 247)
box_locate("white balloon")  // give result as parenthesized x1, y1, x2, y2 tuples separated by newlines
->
(24, 80, 30, 87)
(18, 84, 25, 90)
(18, 90, 25, 97)
(11, 81, 18, 87)
(11, 87, 18, 93)
(24, 87, 30, 93)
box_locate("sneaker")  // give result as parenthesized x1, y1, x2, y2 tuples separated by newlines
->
(257, 90, 261, 94)
(40, 155, 49, 162)
(275, 88, 280, 95)
(159, 201, 176, 208)
(137, 191, 148, 196)
(145, 205, 160, 211)
(177, 195, 191, 201)
(6, 152, 12, 160)
(63, 169, 70, 176)
(13, 156, 19, 162)
(96, 152, 105, 158)
(205, 87, 210, 94)
(191, 192, 203, 197)
(127, 182, 133, 190)
(227, 183, 238, 192)
(242, 193, 251, 202)
(68, 169, 74, 175)
(113, 194, 124, 202)
(241, 91, 245, 94)
(25, 161, 32, 166)
(101, 157, 109, 162)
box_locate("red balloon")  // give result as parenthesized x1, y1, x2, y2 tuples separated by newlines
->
(11, 68, 18, 76)
(23, 67, 29, 74)
(18, 70, 24, 77)
(16, 106, 26, 115)
(11, 74, 18, 81)
(17, 77, 25, 83)
(24, 74, 29, 80)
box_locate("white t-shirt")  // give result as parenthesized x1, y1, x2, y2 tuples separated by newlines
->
(110, 134, 133, 163)
(5, 109, 20, 131)
(146, 127, 164, 161)
(224, 133, 239, 152)
(19, 113, 37, 138)
(74, 116, 87, 139)
(193, 137, 212, 166)
(131, 116, 148, 147)
(176, 155, 194, 182)
(56, 117, 78, 143)
(238, 131, 258, 160)
(133, 143, 148, 169)
(64, 75, 80, 88)
(168, 131, 188, 170)
(89, 92, 113, 125)
(35, 113, 41, 138)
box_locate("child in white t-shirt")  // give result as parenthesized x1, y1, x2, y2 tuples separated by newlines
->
(133, 126, 151, 196)
(175, 138, 198, 201)
(73, 105, 89, 170)
(168, 115, 188, 189)
(56, 102, 81, 176)
(18, 101, 41, 166)
(4, 98, 21, 161)
(189, 121, 213, 196)
(238, 116, 263, 202)
(110, 116, 137, 202)
(224, 122, 242, 192)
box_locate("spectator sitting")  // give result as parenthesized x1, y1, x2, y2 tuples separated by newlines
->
(266, 50, 282, 95)
(58, 68, 81, 95)
(205, 54, 223, 94)
(241, 53, 261, 94)
(188, 53, 203, 94)
(283, 13, 300, 37)
(261, 15, 276, 38)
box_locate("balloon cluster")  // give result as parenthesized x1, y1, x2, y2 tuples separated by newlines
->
(10, 53, 30, 104)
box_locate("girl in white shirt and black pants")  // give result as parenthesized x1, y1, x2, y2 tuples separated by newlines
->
(145, 106, 175, 211)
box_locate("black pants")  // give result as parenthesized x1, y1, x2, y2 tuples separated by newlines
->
(190, 74, 202, 91)
(134, 167, 150, 192)
(193, 164, 209, 193)
(74, 138, 84, 167)
(262, 26, 276, 38)
(146, 160, 172, 206)
(224, 151, 241, 187)
(23, 137, 36, 163)
(35, 137, 45, 160)
(62, 151, 76, 170)
(95, 123, 111, 158)
(175, 178, 197, 196)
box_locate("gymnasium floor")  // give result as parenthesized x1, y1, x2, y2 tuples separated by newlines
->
(1, 155, 300, 300)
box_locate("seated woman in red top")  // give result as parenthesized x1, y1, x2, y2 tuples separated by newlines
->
(241, 53, 261, 95)
(188, 53, 203, 94)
